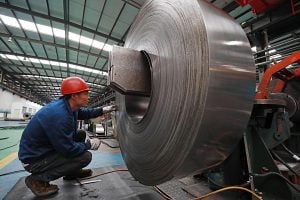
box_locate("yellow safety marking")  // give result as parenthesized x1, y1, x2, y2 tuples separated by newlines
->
(0, 152, 18, 169)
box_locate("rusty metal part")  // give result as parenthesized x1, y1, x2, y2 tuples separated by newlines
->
(282, 78, 300, 121)
(254, 99, 287, 107)
(108, 46, 151, 96)
(113, 0, 256, 185)
(269, 93, 298, 117)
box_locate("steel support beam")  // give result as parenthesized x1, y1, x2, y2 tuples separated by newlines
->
(0, 69, 47, 103)
(243, 3, 300, 40)
(121, 0, 142, 9)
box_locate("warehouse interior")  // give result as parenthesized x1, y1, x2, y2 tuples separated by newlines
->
(0, 0, 300, 199)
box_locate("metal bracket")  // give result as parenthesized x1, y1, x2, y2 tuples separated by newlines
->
(108, 46, 151, 96)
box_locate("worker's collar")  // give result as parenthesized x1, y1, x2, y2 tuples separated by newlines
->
(63, 98, 77, 113)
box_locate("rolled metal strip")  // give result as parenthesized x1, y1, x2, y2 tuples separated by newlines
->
(115, 0, 256, 185)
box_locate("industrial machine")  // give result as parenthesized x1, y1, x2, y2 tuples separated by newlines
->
(206, 51, 300, 199)
(243, 51, 300, 199)
(107, 0, 300, 199)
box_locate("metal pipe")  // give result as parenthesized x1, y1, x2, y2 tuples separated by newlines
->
(254, 37, 300, 54)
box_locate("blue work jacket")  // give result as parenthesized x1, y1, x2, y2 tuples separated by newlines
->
(18, 98, 103, 164)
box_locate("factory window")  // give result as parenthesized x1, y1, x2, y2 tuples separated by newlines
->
(22, 107, 27, 114)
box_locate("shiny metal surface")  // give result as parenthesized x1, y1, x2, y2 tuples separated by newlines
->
(114, 0, 256, 185)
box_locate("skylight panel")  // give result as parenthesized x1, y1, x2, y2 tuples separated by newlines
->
(0, 14, 20, 28)
(19, 19, 37, 32)
(53, 28, 65, 38)
(21, 75, 104, 88)
(29, 58, 40, 63)
(1, 53, 107, 76)
(36, 24, 53, 36)
(0, 14, 113, 52)
(39, 59, 50, 65)
(80, 35, 93, 46)
(69, 64, 108, 75)
(92, 40, 104, 49)
(103, 44, 113, 52)
(69, 32, 80, 42)
(59, 62, 67, 67)
(21, 75, 63, 80)
(88, 82, 105, 88)
(0, 54, 7, 58)
(17, 56, 30, 62)
(6, 54, 18, 60)
(50, 61, 60, 66)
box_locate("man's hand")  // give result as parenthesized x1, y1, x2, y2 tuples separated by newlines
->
(86, 138, 101, 150)
(103, 105, 117, 113)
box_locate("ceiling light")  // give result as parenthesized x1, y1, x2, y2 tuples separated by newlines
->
(1, 53, 107, 76)
(0, 14, 113, 52)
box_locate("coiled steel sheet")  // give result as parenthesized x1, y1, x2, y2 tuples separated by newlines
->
(113, 0, 256, 185)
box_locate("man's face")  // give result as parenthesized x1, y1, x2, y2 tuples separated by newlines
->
(73, 91, 89, 107)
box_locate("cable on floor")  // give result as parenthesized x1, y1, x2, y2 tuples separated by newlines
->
(79, 169, 174, 199)
(153, 186, 173, 200)
(191, 186, 263, 200)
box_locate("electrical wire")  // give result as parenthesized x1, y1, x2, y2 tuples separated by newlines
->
(191, 186, 263, 200)
(251, 172, 300, 193)
(281, 143, 300, 161)
(271, 150, 300, 177)
(153, 186, 172, 200)
(79, 169, 173, 200)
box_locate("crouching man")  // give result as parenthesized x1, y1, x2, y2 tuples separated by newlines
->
(18, 77, 116, 197)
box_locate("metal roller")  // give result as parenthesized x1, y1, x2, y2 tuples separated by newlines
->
(109, 0, 256, 186)
(282, 78, 300, 120)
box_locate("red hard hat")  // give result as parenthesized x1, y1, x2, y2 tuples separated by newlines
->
(61, 77, 90, 95)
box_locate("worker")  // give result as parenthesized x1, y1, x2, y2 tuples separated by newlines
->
(18, 77, 116, 197)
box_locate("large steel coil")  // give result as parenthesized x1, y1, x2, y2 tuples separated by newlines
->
(113, 0, 256, 185)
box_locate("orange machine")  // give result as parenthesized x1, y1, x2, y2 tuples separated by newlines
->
(256, 50, 300, 100)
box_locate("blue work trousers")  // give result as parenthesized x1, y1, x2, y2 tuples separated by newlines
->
(23, 130, 91, 182)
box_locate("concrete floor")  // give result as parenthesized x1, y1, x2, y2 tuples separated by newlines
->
(0, 127, 124, 199)
(0, 124, 228, 200)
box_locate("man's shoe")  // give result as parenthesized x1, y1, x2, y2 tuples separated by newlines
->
(63, 169, 93, 180)
(25, 175, 59, 197)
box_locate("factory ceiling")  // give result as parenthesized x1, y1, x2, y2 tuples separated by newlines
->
(0, 0, 299, 105)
